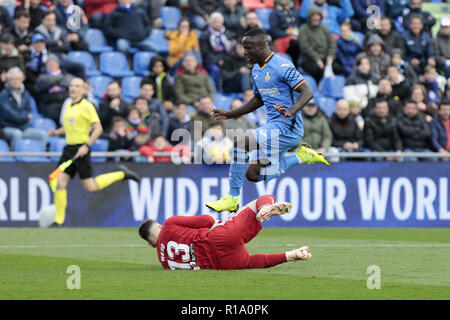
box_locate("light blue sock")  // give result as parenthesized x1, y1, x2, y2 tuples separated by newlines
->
(257, 154, 300, 182)
(229, 147, 248, 197)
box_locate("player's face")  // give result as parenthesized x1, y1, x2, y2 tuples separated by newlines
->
(242, 37, 261, 64)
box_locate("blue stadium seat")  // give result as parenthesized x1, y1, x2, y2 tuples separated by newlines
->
(91, 139, 109, 162)
(67, 51, 101, 77)
(214, 94, 235, 111)
(159, 6, 182, 30)
(147, 29, 169, 54)
(99, 52, 134, 78)
(320, 75, 346, 99)
(352, 32, 365, 46)
(302, 74, 319, 97)
(121, 76, 142, 103)
(133, 51, 157, 76)
(89, 75, 114, 100)
(85, 28, 113, 54)
(49, 137, 66, 162)
(255, 8, 273, 31)
(0, 139, 14, 162)
(316, 96, 337, 118)
(29, 117, 57, 133)
(14, 139, 49, 162)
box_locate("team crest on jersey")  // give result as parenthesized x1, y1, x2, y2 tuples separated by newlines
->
(265, 72, 271, 82)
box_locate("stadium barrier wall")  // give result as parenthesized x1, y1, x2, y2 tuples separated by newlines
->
(0, 162, 449, 228)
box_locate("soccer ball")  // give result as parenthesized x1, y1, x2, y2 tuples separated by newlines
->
(38, 205, 56, 228)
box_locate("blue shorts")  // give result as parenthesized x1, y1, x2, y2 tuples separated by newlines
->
(249, 122, 303, 164)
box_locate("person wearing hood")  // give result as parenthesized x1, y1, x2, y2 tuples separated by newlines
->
(298, 6, 336, 84)
(344, 53, 379, 110)
(98, 80, 130, 132)
(433, 17, 450, 79)
(0, 33, 26, 92)
(364, 16, 405, 56)
(364, 33, 391, 79)
(402, 0, 436, 35)
(329, 99, 363, 155)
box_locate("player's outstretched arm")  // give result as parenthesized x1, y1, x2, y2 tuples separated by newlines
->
(211, 95, 264, 120)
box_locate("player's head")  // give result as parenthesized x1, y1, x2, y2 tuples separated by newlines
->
(138, 219, 162, 248)
(241, 28, 270, 64)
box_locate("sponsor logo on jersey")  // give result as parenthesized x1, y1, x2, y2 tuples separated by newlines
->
(259, 87, 280, 96)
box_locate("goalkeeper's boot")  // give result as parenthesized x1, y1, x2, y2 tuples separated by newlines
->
(256, 202, 292, 222)
(205, 194, 239, 212)
(119, 165, 141, 182)
(293, 246, 311, 260)
(296, 144, 330, 165)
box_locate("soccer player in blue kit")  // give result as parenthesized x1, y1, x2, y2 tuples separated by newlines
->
(206, 28, 329, 212)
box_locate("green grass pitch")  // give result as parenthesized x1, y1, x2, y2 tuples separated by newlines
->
(0, 228, 448, 300)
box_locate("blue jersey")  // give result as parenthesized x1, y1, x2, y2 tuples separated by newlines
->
(252, 53, 305, 135)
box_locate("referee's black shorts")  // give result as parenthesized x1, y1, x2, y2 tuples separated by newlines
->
(58, 144, 93, 179)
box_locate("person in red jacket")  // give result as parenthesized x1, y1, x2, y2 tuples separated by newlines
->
(83, 0, 118, 28)
(139, 134, 190, 163)
(138, 195, 312, 270)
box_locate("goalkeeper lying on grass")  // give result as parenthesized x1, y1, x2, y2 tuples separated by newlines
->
(138, 195, 311, 270)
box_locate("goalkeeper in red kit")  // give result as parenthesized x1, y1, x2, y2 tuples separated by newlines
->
(138, 195, 311, 270)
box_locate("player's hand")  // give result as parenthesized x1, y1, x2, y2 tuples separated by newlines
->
(74, 144, 90, 159)
(211, 108, 230, 120)
(274, 104, 292, 117)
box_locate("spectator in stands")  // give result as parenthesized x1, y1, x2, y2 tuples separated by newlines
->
(410, 83, 437, 122)
(139, 0, 180, 28)
(221, 43, 251, 94)
(298, 6, 336, 84)
(166, 18, 202, 70)
(300, 100, 333, 155)
(365, 77, 403, 118)
(140, 134, 191, 163)
(103, 0, 156, 54)
(167, 102, 193, 147)
(83, 0, 118, 29)
(0, 3, 13, 33)
(217, 0, 247, 37)
(344, 54, 379, 110)
(433, 18, 450, 79)
(300, 0, 354, 37)
(383, 0, 410, 21)
(0, 33, 26, 92)
(0, 67, 48, 148)
(188, 0, 222, 30)
(403, 15, 436, 75)
(364, 34, 390, 79)
(192, 95, 223, 140)
(349, 100, 365, 130)
(329, 99, 363, 155)
(199, 11, 236, 90)
(386, 64, 411, 102)
(429, 100, 450, 161)
(397, 99, 436, 162)
(224, 98, 257, 132)
(145, 56, 176, 113)
(350, 0, 384, 32)
(364, 16, 405, 57)
(16, 0, 46, 31)
(194, 121, 233, 164)
(107, 115, 134, 161)
(269, 0, 300, 65)
(363, 99, 402, 161)
(98, 80, 130, 132)
(402, 0, 436, 35)
(54, 0, 89, 43)
(174, 53, 215, 107)
(236, 10, 263, 40)
(335, 22, 362, 77)
(139, 80, 169, 137)
(124, 105, 148, 146)
(131, 97, 160, 148)
(23, 33, 48, 98)
(421, 65, 446, 107)
(34, 55, 74, 123)
(391, 48, 418, 85)
(6, 10, 32, 54)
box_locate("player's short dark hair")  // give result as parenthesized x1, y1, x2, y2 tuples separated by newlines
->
(242, 27, 268, 44)
(138, 219, 157, 242)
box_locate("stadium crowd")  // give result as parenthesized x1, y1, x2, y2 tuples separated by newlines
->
(0, 0, 449, 163)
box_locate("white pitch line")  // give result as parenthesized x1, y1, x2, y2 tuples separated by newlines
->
(0, 243, 449, 249)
